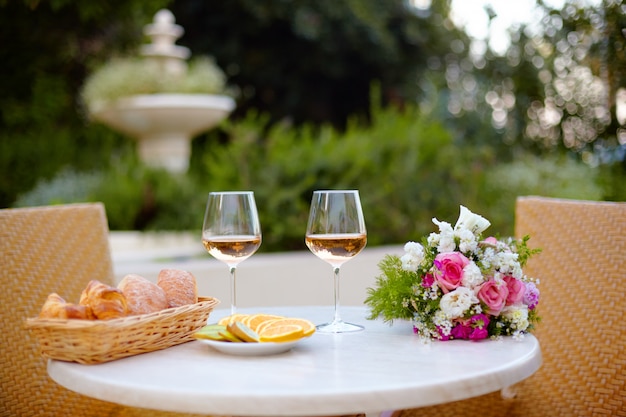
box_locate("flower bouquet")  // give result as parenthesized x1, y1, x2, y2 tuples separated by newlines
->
(365, 206, 541, 341)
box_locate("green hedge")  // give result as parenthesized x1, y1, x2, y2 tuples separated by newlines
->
(15, 104, 603, 252)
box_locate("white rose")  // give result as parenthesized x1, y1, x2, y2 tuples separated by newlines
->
(454, 205, 491, 234)
(439, 287, 478, 319)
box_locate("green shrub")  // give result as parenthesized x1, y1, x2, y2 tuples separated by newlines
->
(479, 153, 603, 236)
(13, 168, 104, 208)
(14, 159, 207, 232)
(196, 105, 602, 251)
(14, 105, 604, 252)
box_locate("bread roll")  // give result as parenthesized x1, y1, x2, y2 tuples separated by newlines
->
(157, 269, 198, 308)
(79, 280, 129, 320)
(39, 293, 95, 320)
(118, 274, 168, 315)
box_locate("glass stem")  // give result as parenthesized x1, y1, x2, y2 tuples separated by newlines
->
(229, 266, 237, 315)
(332, 266, 342, 324)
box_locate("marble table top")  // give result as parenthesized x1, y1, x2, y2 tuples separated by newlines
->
(47, 306, 542, 416)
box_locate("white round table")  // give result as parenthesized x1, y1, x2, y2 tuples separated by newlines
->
(47, 306, 542, 416)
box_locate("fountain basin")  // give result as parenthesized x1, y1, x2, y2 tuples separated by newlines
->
(90, 93, 235, 172)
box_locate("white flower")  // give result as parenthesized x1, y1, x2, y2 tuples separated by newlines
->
(479, 247, 496, 270)
(431, 220, 455, 253)
(427, 232, 440, 248)
(401, 241, 425, 272)
(401, 254, 419, 272)
(404, 242, 424, 259)
(439, 287, 478, 319)
(432, 218, 453, 235)
(401, 253, 418, 272)
(494, 251, 520, 275)
(454, 205, 491, 234)
(456, 228, 478, 253)
(437, 234, 456, 253)
(433, 311, 453, 335)
(501, 305, 529, 331)
(461, 262, 484, 289)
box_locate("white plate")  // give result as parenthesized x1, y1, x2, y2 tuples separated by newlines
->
(197, 338, 304, 356)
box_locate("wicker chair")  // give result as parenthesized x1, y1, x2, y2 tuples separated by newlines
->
(0, 203, 211, 417)
(393, 196, 626, 417)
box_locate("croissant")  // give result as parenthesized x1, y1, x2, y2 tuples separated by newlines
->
(79, 280, 129, 320)
(39, 293, 95, 320)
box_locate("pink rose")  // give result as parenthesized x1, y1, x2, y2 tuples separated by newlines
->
(477, 280, 508, 315)
(433, 252, 470, 293)
(482, 236, 498, 245)
(503, 276, 525, 305)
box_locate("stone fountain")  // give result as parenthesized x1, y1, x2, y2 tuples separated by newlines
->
(89, 9, 235, 173)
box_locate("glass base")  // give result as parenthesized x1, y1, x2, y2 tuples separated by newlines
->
(316, 320, 364, 334)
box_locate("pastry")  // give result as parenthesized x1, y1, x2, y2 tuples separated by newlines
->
(38, 293, 95, 320)
(79, 280, 129, 320)
(157, 269, 198, 308)
(118, 274, 168, 315)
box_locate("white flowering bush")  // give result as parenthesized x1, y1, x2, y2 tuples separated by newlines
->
(366, 206, 541, 341)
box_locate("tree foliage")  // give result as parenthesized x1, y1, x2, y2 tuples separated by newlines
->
(1, 0, 624, 212)
(169, 0, 463, 128)
(0, 0, 168, 207)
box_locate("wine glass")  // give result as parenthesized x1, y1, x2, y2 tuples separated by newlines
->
(202, 191, 262, 315)
(305, 190, 367, 333)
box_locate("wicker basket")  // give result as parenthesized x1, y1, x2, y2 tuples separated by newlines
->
(25, 296, 219, 364)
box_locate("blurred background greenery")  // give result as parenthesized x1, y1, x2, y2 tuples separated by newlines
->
(1, 0, 624, 252)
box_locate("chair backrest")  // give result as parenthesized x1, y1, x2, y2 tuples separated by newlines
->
(0, 203, 127, 416)
(511, 196, 626, 416)
(395, 196, 626, 417)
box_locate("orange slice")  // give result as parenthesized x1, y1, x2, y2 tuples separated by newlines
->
(258, 318, 316, 337)
(254, 319, 282, 335)
(242, 314, 285, 332)
(218, 313, 249, 326)
(258, 324, 305, 343)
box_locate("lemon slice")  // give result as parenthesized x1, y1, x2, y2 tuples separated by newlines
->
(227, 321, 260, 343)
(194, 324, 229, 341)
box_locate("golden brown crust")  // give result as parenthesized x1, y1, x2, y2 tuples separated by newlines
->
(39, 293, 95, 320)
(79, 280, 129, 320)
(157, 269, 198, 308)
(118, 274, 169, 315)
